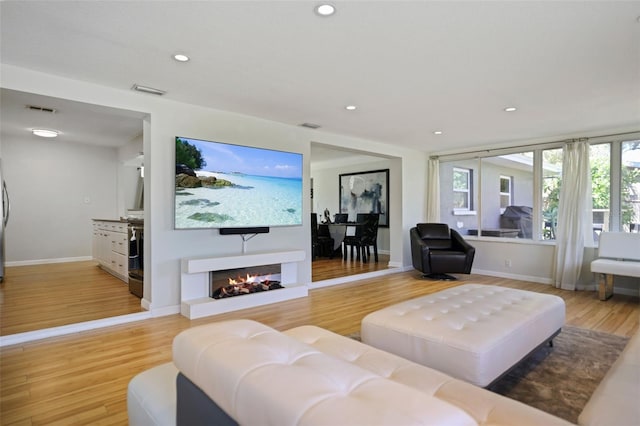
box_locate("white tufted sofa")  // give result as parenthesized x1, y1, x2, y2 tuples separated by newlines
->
(578, 329, 640, 426)
(128, 319, 572, 425)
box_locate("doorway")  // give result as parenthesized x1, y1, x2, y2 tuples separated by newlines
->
(310, 143, 400, 283)
(0, 88, 147, 338)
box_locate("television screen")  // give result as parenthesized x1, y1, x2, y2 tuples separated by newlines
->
(175, 136, 303, 229)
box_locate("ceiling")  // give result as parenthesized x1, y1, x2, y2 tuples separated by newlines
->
(0, 89, 145, 147)
(1, 1, 639, 155)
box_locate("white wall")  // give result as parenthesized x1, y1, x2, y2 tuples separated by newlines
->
(118, 134, 144, 214)
(2, 116, 143, 264)
(470, 239, 555, 283)
(2, 134, 118, 262)
(1, 64, 428, 314)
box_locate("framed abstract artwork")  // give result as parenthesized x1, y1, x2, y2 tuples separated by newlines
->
(339, 169, 389, 227)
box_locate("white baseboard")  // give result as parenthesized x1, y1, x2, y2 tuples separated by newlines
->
(6, 256, 93, 267)
(141, 298, 152, 311)
(610, 287, 639, 297)
(473, 269, 640, 297)
(471, 268, 554, 285)
(150, 304, 181, 317)
(309, 266, 404, 289)
(579, 283, 640, 297)
(0, 311, 151, 347)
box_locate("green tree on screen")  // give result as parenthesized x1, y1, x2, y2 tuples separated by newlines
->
(176, 138, 206, 170)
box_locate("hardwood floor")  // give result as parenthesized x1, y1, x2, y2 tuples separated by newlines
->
(1, 267, 638, 424)
(0, 255, 389, 337)
(311, 253, 393, 282)
(0, 261, 144, 336)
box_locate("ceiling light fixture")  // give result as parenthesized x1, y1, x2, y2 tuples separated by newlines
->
(504, 106, 517, 112)
(32, 129, 59, 138)
(131, 84, 166, 96)
(433, 131, 443, 135)
(315, 4, 336, 16)
(345, 105, 357, 111)
(173, 54, 190, 62)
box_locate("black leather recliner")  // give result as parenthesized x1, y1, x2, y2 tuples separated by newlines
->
(410, 223, 475, 280)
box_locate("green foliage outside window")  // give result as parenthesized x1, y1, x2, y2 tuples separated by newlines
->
(622, 141, 640, 229)
(542, 149, 562, 239)
(542, 142, 640, 238)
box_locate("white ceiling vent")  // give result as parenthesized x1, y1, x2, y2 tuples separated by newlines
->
(131, 84, 166, 96)
(26, 105, 57, 114)
(300, 122, 321, 129)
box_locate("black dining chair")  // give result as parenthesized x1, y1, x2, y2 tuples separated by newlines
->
(311, 213, 334, 260)
(334, 213, 348, 224)
(343, 213, 379, 262)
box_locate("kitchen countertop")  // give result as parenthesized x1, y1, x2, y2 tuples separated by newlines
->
(93, 218, 144, 223)
(93, 218, 128, 223)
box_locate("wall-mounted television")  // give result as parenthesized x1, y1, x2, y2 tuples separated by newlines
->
(175, 136, 303, 230)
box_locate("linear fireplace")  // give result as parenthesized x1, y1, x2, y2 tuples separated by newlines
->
(180, 250, 307, 319)
(210, 264, 282, 299)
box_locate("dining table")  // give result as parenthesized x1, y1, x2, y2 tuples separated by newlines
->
(319, 222, 360, 251)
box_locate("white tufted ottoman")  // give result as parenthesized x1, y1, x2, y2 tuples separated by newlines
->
(361, 284, 565, 387)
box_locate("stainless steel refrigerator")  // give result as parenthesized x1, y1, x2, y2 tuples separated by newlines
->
(1, 159, 10, 282)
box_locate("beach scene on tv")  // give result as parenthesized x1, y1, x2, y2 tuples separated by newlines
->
(175, 137, 303, 229)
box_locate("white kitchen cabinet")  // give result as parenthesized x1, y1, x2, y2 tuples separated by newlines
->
(92, 220, 128, 282)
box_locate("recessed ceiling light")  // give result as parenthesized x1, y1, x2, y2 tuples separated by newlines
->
(173, 54, 190, 62)
(345, 105, 357, 111)
(32, 129, 59, 138)
(433, 131, 443, 135)
(504, 107, 517, 112)
(315, 4, 336, 16)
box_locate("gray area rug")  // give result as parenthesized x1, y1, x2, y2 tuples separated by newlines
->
(348, 326, 628, 423)
(489, 325, 628, 423)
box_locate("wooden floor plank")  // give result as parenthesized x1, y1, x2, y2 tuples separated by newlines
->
(0, 259, 638, 425)
(1, 254, 390, 336)
(0, 261, 143, 335)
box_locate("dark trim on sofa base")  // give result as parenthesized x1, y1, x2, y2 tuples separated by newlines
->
(176, 373, 238, 426)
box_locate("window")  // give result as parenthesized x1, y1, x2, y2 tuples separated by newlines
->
(499, 175, 512, 213)
(453, 167, 472, 211)
(541, 148, 562, 240)
(621, 140, 640, 232)
(590, 143, 610, 240)
(479, 153, 532, 239)
(436, 134, 639, 242)
(439, 160, 478, 233)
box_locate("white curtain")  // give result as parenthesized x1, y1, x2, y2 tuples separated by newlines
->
(553, 141, 593, 290)
(426, 157, 440, 223)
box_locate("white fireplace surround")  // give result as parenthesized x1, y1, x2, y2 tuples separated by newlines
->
(180, 250, 307, 319)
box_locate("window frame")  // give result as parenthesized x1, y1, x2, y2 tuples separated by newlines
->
(436, 133, 640, 242)
(499, 175, 512, 214)
(452, 167, 472, 212)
